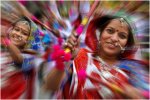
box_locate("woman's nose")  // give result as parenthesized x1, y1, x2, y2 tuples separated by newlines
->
(15, 32, 23, 40)
(111, 33, 119, 42)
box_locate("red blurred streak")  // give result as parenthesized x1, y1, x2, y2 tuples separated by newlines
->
(31, 16, 52, 32)
(1, 19, 12, 26)
(87, 1, 99, 17)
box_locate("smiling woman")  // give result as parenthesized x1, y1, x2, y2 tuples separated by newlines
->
(98, 19, 129, 58)
(85, 15, 135, 59)
(9, 20, 31, 49)
(1, 16, 42, 99)
(44, 15, 149, 99)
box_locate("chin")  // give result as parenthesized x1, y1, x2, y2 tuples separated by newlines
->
(11, 40, 18, 45)
(11, 41, 22, 47)
(105, 52, 117, 56)
(104, 49, 118, 56)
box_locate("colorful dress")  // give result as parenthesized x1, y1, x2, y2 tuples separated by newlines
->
(62, 48, 149, 99)
(1, 17, 43, 99)
(0, 45, 35, 99)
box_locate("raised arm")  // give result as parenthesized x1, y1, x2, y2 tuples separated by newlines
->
(42, 31, 80, 92)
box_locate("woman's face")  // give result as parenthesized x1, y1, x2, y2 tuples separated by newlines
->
(9, 21, 30, 48)
(99, 19, 129, 56)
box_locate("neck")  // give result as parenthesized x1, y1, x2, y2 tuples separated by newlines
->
(98, 52, 118, 66)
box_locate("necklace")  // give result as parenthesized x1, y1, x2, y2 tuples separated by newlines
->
(96, 56, 121, 81)
(97, 56, 118, 70)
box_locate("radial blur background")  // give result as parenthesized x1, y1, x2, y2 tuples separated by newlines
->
(1, 0, 149, 99)
(1, 1, 149, 66)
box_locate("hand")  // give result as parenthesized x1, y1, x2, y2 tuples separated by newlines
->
(1, 33, 10, 46)
(64, 31, 80, 59)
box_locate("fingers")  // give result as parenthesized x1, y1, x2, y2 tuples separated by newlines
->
(70, 33, 77, 42)
(65, 32, 78, 50)
(76, 37, 81, 47)
(63, 32, 80, 59)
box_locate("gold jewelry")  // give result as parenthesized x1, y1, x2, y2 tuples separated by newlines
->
(17, 21, 30, 29)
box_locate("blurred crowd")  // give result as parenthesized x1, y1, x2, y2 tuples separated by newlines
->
(0, 1, 149, 99)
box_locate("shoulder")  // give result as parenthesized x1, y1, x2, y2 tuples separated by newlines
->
(119, 59, 149, 91)
(77, 48, 91, 54)
(119, 59, 148, 73)
(73, 48, 92, 70)
(75, 48, 92, 60)
(120, 59, 147, 67)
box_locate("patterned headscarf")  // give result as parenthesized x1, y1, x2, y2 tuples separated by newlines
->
(12, 16, 43, 51)
(25, 19, 43, 51)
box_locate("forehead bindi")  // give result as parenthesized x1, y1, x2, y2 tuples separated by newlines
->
(15, 22, 30, 32)
(107, 19, 129, 34)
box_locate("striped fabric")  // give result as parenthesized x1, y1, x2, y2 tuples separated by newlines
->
(62, 49, 127, 98)
(1, 49, 26, 99)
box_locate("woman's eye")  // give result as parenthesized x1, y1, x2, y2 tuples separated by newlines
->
(22, 32, 29, 36)
(14, 27, 20, 31)
(119, 33, 127, 39)
(106, 28, 114, 34)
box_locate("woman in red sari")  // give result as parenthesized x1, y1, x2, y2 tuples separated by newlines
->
(1, 17, 42, 99)
(43, 15, 149, 99)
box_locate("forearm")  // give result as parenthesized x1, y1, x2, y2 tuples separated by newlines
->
(43, 68, 65, 91)
(7, 43, 23, 64)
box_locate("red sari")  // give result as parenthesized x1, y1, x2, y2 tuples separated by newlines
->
(63, 48, 129, 99)
(1, 50, 36, 99)
(1, 52, 26, 99)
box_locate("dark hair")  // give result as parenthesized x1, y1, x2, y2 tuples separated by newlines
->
(85, 15, 136, 58)
(94, 15, 135, 48)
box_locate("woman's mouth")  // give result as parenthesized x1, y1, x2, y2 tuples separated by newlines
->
(10, 34, 22, 42)
(106, 42, 118, 49)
